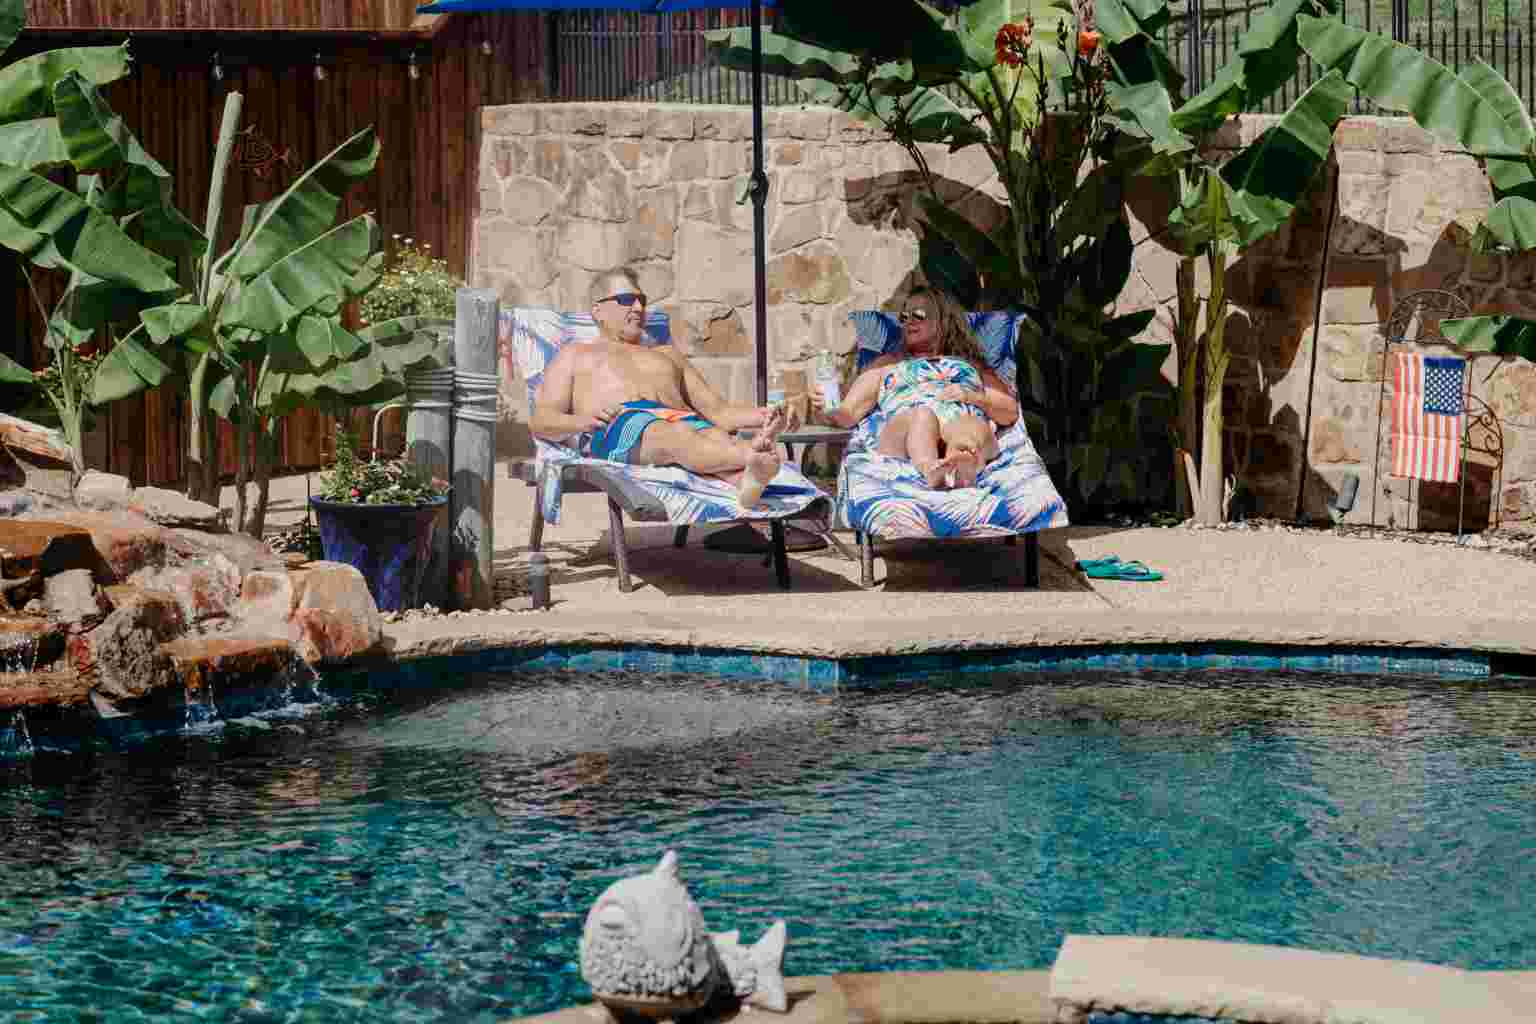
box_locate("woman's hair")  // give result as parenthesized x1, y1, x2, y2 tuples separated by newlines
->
(907, 286, 989, 369)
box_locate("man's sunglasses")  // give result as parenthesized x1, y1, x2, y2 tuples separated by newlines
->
(898, 309, 929, 324)
(597, 291, 648, 308)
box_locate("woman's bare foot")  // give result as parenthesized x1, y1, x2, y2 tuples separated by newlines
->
(916, 456, 950, 489)
(947, 448, 982, 488)
(737, 449, 782, 507)
(753, 403, 788, 453)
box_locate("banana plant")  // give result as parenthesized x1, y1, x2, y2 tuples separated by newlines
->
(0, 0, 197, 478)
(1106, 0, 1348, 524)
(713, 0, 1175, 512)
(1295, 15, 1536, 362)
(131, 91, 406, 536)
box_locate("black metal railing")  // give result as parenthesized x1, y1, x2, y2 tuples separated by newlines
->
(546, 2, 1536, 114)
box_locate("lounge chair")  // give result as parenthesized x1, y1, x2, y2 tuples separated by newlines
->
(836, 310, 1070, 588)
(500, 307, 833, 592)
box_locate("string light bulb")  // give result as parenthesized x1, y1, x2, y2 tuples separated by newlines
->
(407, 50, 420, 80)
(211, 51, 224, 82)
(480, 38, 493, 56)
(313, 52, 326, 82)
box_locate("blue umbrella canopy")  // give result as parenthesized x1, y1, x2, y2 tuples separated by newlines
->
(419, 0, 778, 403)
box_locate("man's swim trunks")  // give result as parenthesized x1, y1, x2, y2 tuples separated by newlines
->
(877, 356, 989, 426)
(578, 400, 714, 464)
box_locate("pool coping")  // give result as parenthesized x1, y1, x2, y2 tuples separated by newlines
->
(373, 607, 1536, 691)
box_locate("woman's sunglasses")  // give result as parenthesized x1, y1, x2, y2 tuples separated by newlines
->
(598, 291, 648, 308)
(898, 309, 930, 324)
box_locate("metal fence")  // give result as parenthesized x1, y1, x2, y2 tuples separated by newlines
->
(548, 2, 1536, 114)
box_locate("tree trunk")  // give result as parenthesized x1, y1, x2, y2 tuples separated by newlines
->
(1173, 253, 1201, 518)
(1198, 244, 1232, 526)
(184, 354, 220, 505)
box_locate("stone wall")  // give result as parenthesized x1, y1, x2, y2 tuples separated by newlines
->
(473, 102, 1536, 526)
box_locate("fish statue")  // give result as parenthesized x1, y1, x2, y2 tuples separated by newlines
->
(579, 850, 789, 1016)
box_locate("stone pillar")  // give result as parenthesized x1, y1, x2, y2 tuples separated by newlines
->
(450, 289, 500, 611)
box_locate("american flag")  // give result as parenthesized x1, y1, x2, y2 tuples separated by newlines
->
(1391, 352, 1466, 483)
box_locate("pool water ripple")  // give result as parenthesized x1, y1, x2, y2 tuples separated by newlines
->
(1, 669, 1535, 1021)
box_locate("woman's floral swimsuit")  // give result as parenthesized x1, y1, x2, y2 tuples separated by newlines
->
(876, 357, 989, 426)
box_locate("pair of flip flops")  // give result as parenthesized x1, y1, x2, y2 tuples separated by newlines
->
(1075, 556, 1164, 581)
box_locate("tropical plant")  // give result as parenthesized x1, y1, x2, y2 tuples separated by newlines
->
(0, 0, 196, 478)
(1106, 0, 1348, 523)
(130, 91, 451, 537)
(1295, 15, 1536, 362)
(712, 0, 1174, 512)
(315, 423, 448, 506)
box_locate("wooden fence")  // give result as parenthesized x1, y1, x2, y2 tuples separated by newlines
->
(3, 12, 548, 485)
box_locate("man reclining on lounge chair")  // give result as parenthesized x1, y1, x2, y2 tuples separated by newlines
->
(528, 266, 789, 507)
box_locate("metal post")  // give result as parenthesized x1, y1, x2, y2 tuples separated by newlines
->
(451, 288, 500, 611)
(749, 0, 769, 405)
(405, 337, 454, 608)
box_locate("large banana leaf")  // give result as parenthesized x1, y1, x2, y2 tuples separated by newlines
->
(90, 326, 175, 404)
(219, 214, 380, 334)
(1172, 0, 1332, 138)
(917, 191, 1014, 282)
(0, 164, 179, 292)
(0, 45, 130, 122)
(1221, 69, 1350, 244)
(51, 72, 205, 248)
(1099, 0, 1184, 98)
(775, 0, 981, 77)
(0, 0, 22, 65)
(1297, 15, 1529, 161)
(1440, 315, 1536, 360)
(225, 126, 379, 282)
(0, 118, 67, 168)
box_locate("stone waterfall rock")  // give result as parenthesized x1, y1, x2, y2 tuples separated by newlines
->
(288, 562, 383, 664)
(130, 487, 226, 531)
(44, 569, 108, 633)
(66, 587, 185, 701)
(74, 471, 133, 511)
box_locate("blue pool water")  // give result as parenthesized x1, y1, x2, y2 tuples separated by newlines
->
(1, 667, 1534, 1021)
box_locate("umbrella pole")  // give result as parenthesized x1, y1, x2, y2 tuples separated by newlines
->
(750, 0, 768, 406)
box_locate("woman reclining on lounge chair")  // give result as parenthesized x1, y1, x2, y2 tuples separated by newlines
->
(813, 287, 1019, 489)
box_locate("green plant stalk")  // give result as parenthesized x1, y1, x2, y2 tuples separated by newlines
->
(185, 92, 244, 505)
(20, 265, 87, 480)
(1199, 242, 1231, 526)
(1174, 253, 1201, 516)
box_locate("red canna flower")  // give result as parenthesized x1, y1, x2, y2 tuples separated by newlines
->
(994, 20, 1033, 68)
(1078, 30, 1102, 56)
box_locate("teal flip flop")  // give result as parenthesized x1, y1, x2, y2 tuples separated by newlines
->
(1077, 558, 1164, 581)
(1074, 556, 1122, 573)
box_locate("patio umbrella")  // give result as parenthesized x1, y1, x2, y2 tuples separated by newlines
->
(416, 0, 780, 405)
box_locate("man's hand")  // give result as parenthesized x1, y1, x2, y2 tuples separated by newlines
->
(579, 403, 624, 432)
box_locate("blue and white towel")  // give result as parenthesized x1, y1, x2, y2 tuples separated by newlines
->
(501, 308, 829, 527)
(834, 310, 1069, 540)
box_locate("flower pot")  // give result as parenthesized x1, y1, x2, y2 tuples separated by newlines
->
(308, 496, 448, 612)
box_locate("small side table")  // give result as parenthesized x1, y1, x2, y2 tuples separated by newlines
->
(705, 424, 855, 557)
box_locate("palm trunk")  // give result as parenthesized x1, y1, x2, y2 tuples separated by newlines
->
(1198, 243, 1232, 526)
(1174, 254, 1201, 517)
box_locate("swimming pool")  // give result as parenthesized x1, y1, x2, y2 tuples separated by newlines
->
(1, 666, 1533, 1021)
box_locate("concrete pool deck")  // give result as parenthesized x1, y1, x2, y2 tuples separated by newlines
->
(236, 470, 1536, 668)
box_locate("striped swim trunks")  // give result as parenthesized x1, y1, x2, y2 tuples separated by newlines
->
(578, 400, 714, 464)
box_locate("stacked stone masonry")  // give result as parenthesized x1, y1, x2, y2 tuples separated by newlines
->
(475, 103, 1536, 525)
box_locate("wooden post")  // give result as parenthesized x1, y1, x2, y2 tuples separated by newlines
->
(405, 330, 455, 608)
(450, 288, 500, 610)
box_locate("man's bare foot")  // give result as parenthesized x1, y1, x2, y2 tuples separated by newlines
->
(737, 449, 782, 507)
(752, 403, 788, 453)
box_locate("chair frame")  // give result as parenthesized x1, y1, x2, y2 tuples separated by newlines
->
(852, 529, 1039, 589)
(509, 457, 819, 592)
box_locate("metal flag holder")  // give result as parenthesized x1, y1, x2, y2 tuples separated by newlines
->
(1369, 289, 1504, 539)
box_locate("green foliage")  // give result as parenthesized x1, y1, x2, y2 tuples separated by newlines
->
(316, 424, 448, 506)
(359, 235, 464, 325)
(1297, 15, 1536, 351)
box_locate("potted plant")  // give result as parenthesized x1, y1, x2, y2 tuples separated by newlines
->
(309, 425, 449, 612)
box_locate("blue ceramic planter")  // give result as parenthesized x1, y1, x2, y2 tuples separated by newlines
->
(308, 496, 448, 612)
